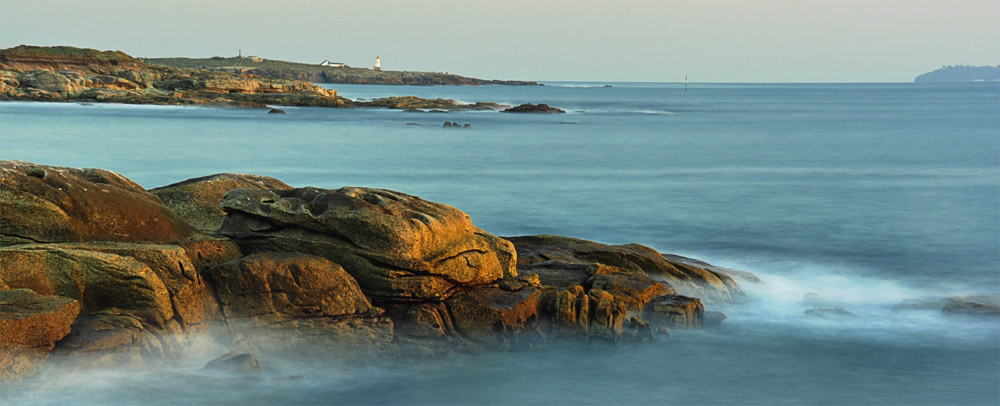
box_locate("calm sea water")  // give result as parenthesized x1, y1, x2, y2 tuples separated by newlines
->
(1, 82, 998, 405)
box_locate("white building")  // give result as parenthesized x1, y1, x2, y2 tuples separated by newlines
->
(319, 60, 346, 67)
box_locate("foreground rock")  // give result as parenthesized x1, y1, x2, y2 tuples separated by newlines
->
(149, 55, 539, 86)
(0, 160, 751, 380)
(507, 235, 743, 305)
(204, 252, 394, 354)
(0, 290, 80, 380)
(1, 161, 196, 244)
(219, 187, 517, 301)
(893, 294, 1000, 318)
(150, 173, 292, 233)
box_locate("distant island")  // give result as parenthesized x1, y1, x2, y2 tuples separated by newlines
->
(914, 65, 1000, 82)
(148, 55, 539, 86)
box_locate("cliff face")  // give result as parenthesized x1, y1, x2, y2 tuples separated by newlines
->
(0, 45, 347, 107)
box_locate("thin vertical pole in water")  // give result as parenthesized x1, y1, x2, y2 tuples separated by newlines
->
(685, 76, 688, 92)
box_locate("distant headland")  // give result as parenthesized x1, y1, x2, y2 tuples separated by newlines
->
(147, 53, 539, 86)
(0, 45, 552, 111)
(914, 65, 1000, 83)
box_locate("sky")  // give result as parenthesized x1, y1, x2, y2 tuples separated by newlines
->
(2, 0, 998, 82)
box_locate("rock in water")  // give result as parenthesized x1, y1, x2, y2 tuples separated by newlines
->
(805, 307, 857, 318)
(0, 289, 80, 381)
(501, 103, 566, 114)
(507, 235, 742, 305)
(0, 160, 196, 244)
(267, 108, 285, 114)
(644, 294, 705, 328)
(150, 173, 292, 233)
(203, 351, 261, 373)
(941, 295, 1000, 317)
(219, 187, 517, 301)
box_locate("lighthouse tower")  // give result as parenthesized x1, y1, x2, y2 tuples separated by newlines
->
(375, 55, 381, 71)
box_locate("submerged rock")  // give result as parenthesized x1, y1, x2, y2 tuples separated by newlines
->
(644, 294, 704, 328)
(501, 103, 566, 114)
(267, 108, 286, 114)
(805, 307, 857, 318)
(204, 251, 394, 354)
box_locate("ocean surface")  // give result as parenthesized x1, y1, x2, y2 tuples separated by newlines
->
(1, 82, 998, 405)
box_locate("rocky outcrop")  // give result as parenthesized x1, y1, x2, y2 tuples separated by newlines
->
(0, 45, 346, 107)
(0, 246, 175, 325)
(0, 161, 196, 244)
(355, 96, 507, 111)
(0, 160, 751, 380)
(893, 294, 1000, 318)
(941, 296, 1000, 317)
(204, 252, 394, 354)
(502, 103, 566, 114)
(0, 289, 80, 380)
(507, 235, 743, 305)
(218, 187, 517, 302)
(150, 173, 292, 233)
(147, 56, 538, 86)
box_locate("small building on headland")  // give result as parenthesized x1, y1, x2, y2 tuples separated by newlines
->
(375, 55, 381, 71)
(319, 60, 346, 67)
(248, 56, 263, 63)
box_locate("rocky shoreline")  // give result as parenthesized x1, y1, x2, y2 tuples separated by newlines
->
(0, 160, 747, 381)
(2, 161, 998, 382)
(0, 46, 559, 112)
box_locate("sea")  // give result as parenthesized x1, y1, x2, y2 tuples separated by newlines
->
(1, 82, 998, 405)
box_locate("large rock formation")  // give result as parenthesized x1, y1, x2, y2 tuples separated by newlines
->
(150, 173, 293, 233)
(0, 289, 80, 380)
(218, 187, 517, 301)
(0, 45, 346, 107)
(507, 235, 743, 305)
(204, 252, 394, 354)
(0, 161, 196, 244)
(0, 161, 750, 380)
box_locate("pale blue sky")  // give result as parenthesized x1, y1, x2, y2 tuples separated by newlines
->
(3, 0, 997, 82)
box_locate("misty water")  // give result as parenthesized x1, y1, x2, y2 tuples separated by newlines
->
(1, 82, 998, 405)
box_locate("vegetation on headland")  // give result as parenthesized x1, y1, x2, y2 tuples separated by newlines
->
(914, 65, 1000, 82)
(148, 56, 539, 86)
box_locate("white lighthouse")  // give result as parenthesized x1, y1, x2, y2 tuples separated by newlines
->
(375, 55, 381, 71)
